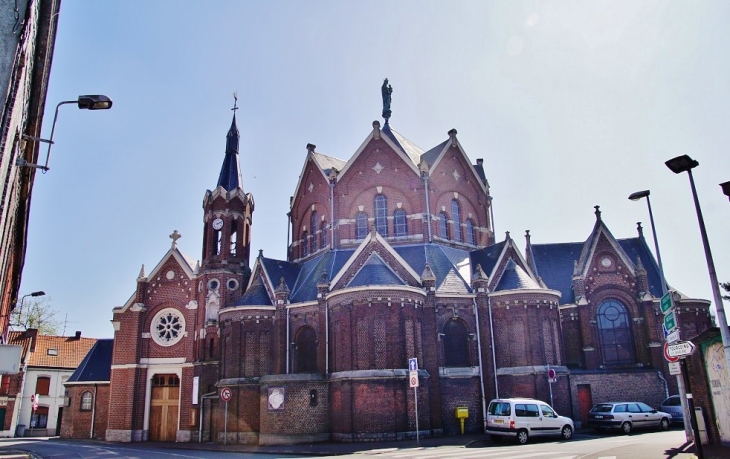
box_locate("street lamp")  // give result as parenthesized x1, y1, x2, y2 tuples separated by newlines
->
(628, 189, 692, 442)
(17, 291, 45, 318)
(16, 95, 113, 172)
(720, 181, 730, 201)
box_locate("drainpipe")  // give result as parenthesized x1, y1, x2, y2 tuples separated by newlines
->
(473, 298, 487, 431)
(286, 306, 290, 374)
(90, 384, 97, 439)
(198, 391, 217, 443)
(330, 179, 335, 250)
(325, 303, 329, 374)
(423, 174, 432, 243)
(487, 295, 499, 398)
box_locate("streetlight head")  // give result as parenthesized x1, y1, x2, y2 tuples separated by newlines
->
(720, 181, 730, 200)
(665, 155, 699, 174)
(77, 95, 112, 110)
(30, 291, 45, 297)
(628, 190, 650, 201)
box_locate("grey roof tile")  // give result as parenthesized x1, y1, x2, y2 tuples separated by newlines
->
(530, 242, 583, 303)
(382, 124, 424, 166)
(67, 339, 113, 383)
(233, 276, 272, 306)
(495, 259, 542, 291)
(348, 254, 406, 287)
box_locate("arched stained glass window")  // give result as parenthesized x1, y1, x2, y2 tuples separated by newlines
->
(355, 212, 369, 239)
(295, 326, 318, 373)
(439, 212, 449, 239)
(451, 199, 462, 242)
(597, 299, 635, 365)
(320, 221, 328, 248)
(465, 219, 475, 246)
(302, 231, 309, 257)
(444, 319, 470, 367)
(374, 194, 388, 236)
(310, 211, 318, 252)
(394, 209, 407, 237)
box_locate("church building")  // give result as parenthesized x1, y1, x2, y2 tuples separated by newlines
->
(71, 83, 712, 444)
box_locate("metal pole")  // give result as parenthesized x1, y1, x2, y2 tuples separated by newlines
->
(414, 385, 419, 445)
(686, 170, 730, 373)
(643, 196, 692, 442)
(680, 358, 704, 459)
(548, 364, 554, 408)
(224, 400, 228, 445)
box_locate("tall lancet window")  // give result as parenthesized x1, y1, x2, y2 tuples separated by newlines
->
(597, 299, 635, 366)
(216, 230, 222, 256)
(355, 212, 369, 239)
(295, 326, 318, 373)
(320, 221, 328, 248)
(439, 212, 449, 239)
(230, 220, 238, 256)
(311, 211, 318, 252)
(465, 219, 475, 246)
(302, 231, 309, 257)
(444, 318, 470, 367)
(394, 209, 407, 237)
(451, 199, 462, 242)
(374, 194, 388, 236)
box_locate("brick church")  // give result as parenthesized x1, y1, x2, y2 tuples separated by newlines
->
(62, 83, 712, 444)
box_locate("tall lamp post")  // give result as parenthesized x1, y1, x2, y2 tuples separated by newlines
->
(2, 291, 45, 343)
(628, 190, 692, 442)
(16, 95, 113, 172)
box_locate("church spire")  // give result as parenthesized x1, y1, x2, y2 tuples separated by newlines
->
(216, 94, 243, 191)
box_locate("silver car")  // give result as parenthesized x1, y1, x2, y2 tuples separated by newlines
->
(587, 402, 671, 434)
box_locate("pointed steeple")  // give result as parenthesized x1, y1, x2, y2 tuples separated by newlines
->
(217, 96, 243, 191)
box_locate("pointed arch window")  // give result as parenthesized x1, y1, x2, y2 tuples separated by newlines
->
(295, 326, 318, 373)
(229, 220, 238, 256)
(374, 194, 388, 236)
(310, 211, 318, 252)
(215, 230, 222, 256)
(451, 199, 462, 242)
(443, 319, 470, 367)
(597, 299, 635, 366)
(355, 212, 369, 239)
(439, 212, 449, 239)
(465, 219, 475, 246)
(394, 209, 407, 237)
(301, 231, 309, 257)
(320, 221, 328, 248)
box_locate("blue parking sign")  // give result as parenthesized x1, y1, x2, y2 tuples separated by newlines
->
(408, 358, 418, 371)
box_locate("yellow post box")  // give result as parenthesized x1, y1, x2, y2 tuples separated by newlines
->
(454, 406, 469, 434)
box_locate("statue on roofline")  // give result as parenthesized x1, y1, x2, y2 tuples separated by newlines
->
(381, 78, 392, 122)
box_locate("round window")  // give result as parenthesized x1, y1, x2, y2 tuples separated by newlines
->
(208, 279, 219, 290)
(150, 308, 185, 347)
(228, 279, 239, 290)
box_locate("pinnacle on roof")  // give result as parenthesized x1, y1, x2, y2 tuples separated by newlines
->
(216, 100, 243, 191)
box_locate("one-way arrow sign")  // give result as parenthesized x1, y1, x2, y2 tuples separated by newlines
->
(666, 341, 696, 358)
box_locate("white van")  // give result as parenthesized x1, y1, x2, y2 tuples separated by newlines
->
(486, 398, 574, 445)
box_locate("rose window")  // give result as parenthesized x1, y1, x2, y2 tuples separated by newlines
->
(151, 308, 185, 346)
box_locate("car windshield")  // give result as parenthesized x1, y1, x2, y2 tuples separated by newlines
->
(591, 404, 614, 413)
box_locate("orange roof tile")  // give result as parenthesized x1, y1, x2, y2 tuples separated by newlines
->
(8, 331, 97, 369)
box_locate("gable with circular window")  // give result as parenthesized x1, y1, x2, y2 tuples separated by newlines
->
(151, 308, 186, 346)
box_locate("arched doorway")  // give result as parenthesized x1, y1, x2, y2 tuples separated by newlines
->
(149, 374, 180, 441)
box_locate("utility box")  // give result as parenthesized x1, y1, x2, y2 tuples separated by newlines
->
(455, 406, 469, 434)
(695, 407, 708, 445)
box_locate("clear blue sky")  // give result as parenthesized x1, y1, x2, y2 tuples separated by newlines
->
(19, 1, 730, 338)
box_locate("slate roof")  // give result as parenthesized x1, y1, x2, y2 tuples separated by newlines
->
(233, 275, 272, 306)
(530, 242, 583, 303)
(394, 244, 471, 294)
(473, 161, 487, 185)
(312, 152, 347, 176)
(261, 257, 300, 293)
(495, 259, 542, 291)
(420, 140, 449, 168)
(382, 124, 424, 166)
(348, 254, 405, 287)
(470, 241, 506, 279)
(618, 238, 664, 298)
(66, 339, 113, 383)
(217, 113, 243, 191)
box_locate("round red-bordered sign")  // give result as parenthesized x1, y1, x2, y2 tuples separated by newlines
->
(664, 342, 679, 363)
(220, 387, 232, 402)
(547, 368, 556, 379)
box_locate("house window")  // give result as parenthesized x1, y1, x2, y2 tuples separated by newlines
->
(301, 231, 309, 257)
(374, 194, 388, 236)
(320, 221, 328, 248)
(0, 375, 10, 395)
(295, 326, 318, 373)
(35, 376, 50, 396)
(597, 299, 635, 365)
(80, 391, 93, 411)
(30, 406, 48, 428)
(439, 212, 449, 239)
(451, 199, 462, 242)
(443, 319, 470, 367)
(355, 212, 369, 239)
(465, 219, 475, 245)
(310, 212, 318, 252)
(394, 210, 407, 237)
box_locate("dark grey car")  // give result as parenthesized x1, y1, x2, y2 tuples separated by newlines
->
(661, 395, 684, 424)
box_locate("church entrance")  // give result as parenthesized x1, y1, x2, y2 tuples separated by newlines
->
(149, 374, 180, 441)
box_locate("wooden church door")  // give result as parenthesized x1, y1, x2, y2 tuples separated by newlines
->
(149, 374, 180, 441)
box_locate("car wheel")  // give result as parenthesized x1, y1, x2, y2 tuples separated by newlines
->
(659, 418, 670, 431)
(490, 435, 502, 442)
(621, 422, 632, 434)
(516, 429, 529, 445)
(561, 425, 573, 440)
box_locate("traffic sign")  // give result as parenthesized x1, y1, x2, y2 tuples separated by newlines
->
(660, 292, 674, 314)
(664, 342, 679, 363)
(666, 341, 696, 358)
(220, 387, 232, 402)
(408, 358, 418, 371)
(409, 370, 419, 388)
(666, 328, 680, 344)
(668, 361, 682, 375)
(547, 368, 556, 379)
(663, 310, 677, 333)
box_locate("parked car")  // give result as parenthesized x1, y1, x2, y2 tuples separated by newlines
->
(661, 395, 684, 424)
(587, 402, 671, 434)
(486, 398, 574, 445)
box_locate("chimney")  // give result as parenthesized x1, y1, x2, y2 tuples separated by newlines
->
(27, 328, 38, 352)
(74, 331, 81, 339)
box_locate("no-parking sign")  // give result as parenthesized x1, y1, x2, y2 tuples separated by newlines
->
(220, 387, 232, 402)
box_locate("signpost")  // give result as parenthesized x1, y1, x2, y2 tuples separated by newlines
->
(663, 310, 678, 334)
(547, 366, 555, 407)
(660, 292, 674, 314)
(220, 387, 232, 445)
(664, 342, 680, 363)
(408, 358, 419, 444)
(666, 341, 696, 358)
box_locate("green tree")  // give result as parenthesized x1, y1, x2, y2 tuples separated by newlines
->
(722, 281, 730, 302)
(11, 295, 61, 335)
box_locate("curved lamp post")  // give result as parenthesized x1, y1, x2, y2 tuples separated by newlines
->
(17, 95, 113, 172)
(17, 291, 45, 319)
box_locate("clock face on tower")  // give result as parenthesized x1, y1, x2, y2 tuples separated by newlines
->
(212, 218, 224, 230)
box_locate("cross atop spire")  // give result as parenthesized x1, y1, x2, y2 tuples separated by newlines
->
(232, 91, 239, 113)
(217, 97, 244, 191)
